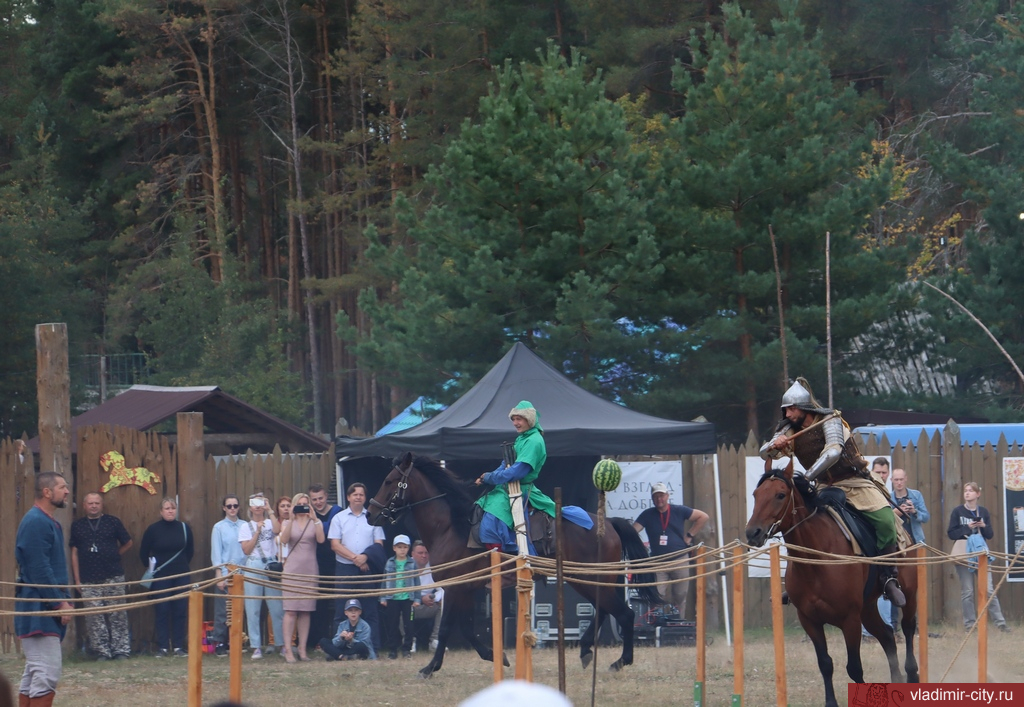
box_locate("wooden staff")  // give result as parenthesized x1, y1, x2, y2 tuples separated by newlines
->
(555, 487, 566, 694)
(978, 552, 988, 683)
(229, 567, 244, 703)
(917, 546, 928, 682)
(188, 588, 203, 707)
(695, 546, 706, 707)
(769, 545, 787, 707)
(732, 545, 745, 707)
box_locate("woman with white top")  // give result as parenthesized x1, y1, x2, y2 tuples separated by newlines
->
(238, 493, 284, 659)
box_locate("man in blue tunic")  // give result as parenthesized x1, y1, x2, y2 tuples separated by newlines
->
(16, 471, 73, 707)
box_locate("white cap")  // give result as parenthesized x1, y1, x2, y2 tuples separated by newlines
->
(393, 534, 411, 546)
(651, 482, 670, 496)
(459, 681, 572, 707)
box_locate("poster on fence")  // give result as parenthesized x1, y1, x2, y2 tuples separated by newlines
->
(605, 460, 683, 547)
(745, 456, 794, 577)
(1002, 457, 1024, 582)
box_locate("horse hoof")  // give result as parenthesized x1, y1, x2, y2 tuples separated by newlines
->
(502, 652, 510, 667)
(609, 659, 624, 672)
(581, 652, 593, 670)
(417, 667, 434, 680)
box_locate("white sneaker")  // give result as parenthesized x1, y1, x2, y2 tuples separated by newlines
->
(251, 648, 263, 660)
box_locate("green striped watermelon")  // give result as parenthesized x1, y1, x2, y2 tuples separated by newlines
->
(592, 459, 622, 492)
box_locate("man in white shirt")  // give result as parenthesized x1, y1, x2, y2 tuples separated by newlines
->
(210, 494, 246, 656)
(410, 540, 443, 652)
(328, 483, 385, 648)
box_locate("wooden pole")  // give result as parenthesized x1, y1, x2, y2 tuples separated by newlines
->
(768, 225, 788, 387)
(977, 552, 988, 684)
(591, 495, 606, 707)
(695, 547, 706, 707)
(514, 556, 532, 680)
(917, 546, 928, 683)
(732, 545, 744, 707)
(188, 589, 203, 707)
(825, 231, 833, 408)
(177, 413, 207, 563)
(555, 487, 566, 694)
(490, 550, 503, 684)
(769, 545, 787, 707)
(229, 566, 244, 703)
(36, 323, 75, 653)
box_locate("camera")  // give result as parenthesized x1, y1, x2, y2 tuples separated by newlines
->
(249, 497, 266, 507)
(293, 504, 310, 514)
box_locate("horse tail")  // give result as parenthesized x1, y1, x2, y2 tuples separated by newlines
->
(609, 516, 664, 605)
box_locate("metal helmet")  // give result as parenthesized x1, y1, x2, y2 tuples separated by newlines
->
(780, 380, 814, 409)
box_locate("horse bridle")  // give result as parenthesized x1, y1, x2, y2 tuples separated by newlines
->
(368, 462, 447, 526)
(757, 468, 817, 539)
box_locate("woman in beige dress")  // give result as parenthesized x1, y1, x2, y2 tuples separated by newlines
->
(279, 492, 324, 662)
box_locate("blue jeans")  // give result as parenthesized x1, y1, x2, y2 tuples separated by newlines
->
(243, 557, 284, 649)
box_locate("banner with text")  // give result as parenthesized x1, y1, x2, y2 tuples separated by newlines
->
(605, 460, 683, 546)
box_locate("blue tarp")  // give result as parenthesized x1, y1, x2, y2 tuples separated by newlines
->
(854, 423, 1024, 448)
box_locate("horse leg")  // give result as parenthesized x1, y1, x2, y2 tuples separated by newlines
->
(861, 596, 904, 682)
(605, 594, 635, 672)
(839, 615, 866, 685)
(459, 601, 510, 667)
(418, 595, 459, 678)
(900, 586, 919, 683)
(797, 613, 839, 707)
(579, 609, 598, 670)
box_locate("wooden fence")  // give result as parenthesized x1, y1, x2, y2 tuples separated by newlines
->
(1, 419, 336, 654)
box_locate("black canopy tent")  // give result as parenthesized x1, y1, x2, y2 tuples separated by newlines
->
(335, 342, 716, 460)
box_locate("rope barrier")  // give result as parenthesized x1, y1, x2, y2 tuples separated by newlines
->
(3, 540, 1020, 616)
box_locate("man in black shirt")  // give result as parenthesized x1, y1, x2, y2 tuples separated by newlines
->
(309, 483, 342, 647)
(69, 493, 133, 660)
(633, 482, 708, 618)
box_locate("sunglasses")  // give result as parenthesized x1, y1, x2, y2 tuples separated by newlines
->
(224, 503, 240, 509)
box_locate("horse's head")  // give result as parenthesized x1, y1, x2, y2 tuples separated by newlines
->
(745, 457, 797, 547)
(366, 452, 417, 527)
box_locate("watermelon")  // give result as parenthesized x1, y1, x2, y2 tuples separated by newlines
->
(592, 459, 622, 492)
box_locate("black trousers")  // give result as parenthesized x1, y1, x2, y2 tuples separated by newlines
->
(382, 599, 414, 654)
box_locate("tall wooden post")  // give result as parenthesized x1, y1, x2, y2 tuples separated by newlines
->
(555, 488, 566, 694)
(942, 420, 963, 621)
(732, 545, 745, 707)
(514, 556, 533, 681)
(977, 553, 988, 683)
(177, 412, 206, 534)
(36, 323, 74, 652)
(229, 566, 244, 702)
(917, 546, 928, 682)
(769, 545, 787, 707)
(490, 550, 503, 684)
(695, 547, 706, 707)
(188, 589, 203, 707)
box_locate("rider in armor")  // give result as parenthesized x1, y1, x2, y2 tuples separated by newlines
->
(759, 378, 907, 607)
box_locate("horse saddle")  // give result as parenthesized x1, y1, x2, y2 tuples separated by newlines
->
(817, 487, 879, 557)
(466, 505, 554, 555)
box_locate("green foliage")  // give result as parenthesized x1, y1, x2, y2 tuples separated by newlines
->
(923, 5, 1024, 410)
(0, 140, 95, 437)
(346, 45, 664, 401)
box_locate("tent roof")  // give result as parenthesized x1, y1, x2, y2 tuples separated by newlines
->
(28, 385, 329, 454)
(335, 342, 716, 459)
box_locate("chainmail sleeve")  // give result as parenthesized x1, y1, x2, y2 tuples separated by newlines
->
(805, 415, 845, 480)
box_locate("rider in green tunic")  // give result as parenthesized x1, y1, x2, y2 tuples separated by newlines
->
(475, 401, 556, 553)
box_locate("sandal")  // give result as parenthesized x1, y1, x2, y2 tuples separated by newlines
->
(282, 651, 297, 664)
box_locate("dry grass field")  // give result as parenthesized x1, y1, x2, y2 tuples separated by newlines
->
(1, 624, 1020, 706)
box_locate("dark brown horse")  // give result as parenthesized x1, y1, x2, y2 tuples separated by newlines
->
(366, 452, 662, 678)
(744, 460, 919, 707)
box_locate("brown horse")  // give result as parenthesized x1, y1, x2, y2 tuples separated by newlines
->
(744, 460, 919, 707)
(366, 452, 662, 678)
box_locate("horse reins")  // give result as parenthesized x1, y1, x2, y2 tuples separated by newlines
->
(758, 468, 818, 539)
(368, 463, 447, 525)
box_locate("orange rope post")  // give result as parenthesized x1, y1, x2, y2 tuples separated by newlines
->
(695, 546, 706, 707)
(917, 546, 928, 683)
(491, 550, 503, 684)
(228, 566, 244, 703)
(514, 556, 533, 681)
(187, 588, 203, 707)
(769, 545, 787, 707)
(977, 552, 988, 683)
(732, 545, 744, 707)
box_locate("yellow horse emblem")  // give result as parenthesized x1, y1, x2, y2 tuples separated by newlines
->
(100, 450, 161, 495)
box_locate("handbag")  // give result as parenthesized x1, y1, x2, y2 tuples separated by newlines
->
(251, 520, 283, 581)
(141, 522, 188, 589)
(965, 532, 992, 573)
